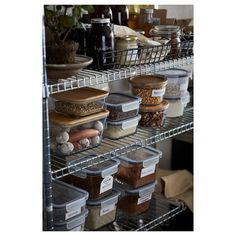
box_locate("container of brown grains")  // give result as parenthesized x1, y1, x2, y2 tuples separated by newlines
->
(116, 146, 161, 188)
(128, 75, 167, 105)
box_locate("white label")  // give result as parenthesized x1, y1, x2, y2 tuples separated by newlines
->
(65, 208, 81, 220)
(151, 89, 165, 97)
(137, 193, 152, 205)
(100, 175, 113, 194)
(100, 203, 115, 216)
(140, 165, 156, 178)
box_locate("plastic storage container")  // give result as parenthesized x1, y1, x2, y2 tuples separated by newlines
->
(51, 87, 109, 117)
(156, 68, 192, 98)
(85, 190, 120, 230)
(116, 146, 161, 188)
(128, 75, 168, 105)
(66, 156, 120, 200)
(105, 93, 142, 121)
(115, 181, 156, 216)
(103, 114, 141, 139)
(52, 180, 89, 223)
(54, 208, 88, 231)
(165, 92, 190, 117)
(139, 100, 169, 127)
(49, 109, 109, 155)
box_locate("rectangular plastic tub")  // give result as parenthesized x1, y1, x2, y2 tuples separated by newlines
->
(116, 146, 161, 188)
(115, 181, 156, 216)
(52, 180, 89, 223)
(103, 114, 141, 139)
(63, 156, 120, 200)
(49, 109, 109, 155)
(85, 190, 120, 230)
(105, 93, 142, 121)
(51, 87, 109, 117)
(54, 208, 88, 231)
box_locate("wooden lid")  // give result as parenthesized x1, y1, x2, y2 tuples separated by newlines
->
(139, 100, 169, 112)
(51, 87, 109, 104)
(128, 75, 168, 88)
(49, 109, 109, 127)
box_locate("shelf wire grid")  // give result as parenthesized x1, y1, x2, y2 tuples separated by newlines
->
(51, 107, 193, 180)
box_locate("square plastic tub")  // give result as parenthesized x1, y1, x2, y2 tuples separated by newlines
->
(103, 114, 141, 139)
(51, 87, 109, 117)
(54, 208, 88, 231)
(156, 68, 192, 98)
(85, 190, 120, 230)
(114, 181, 156, 216)
(105, 93, 142, 121)
(49, 109, 109, 156)
(116, 146, 161, 188)
(139, 100, 169, 127)
(165, 92, 190, 117)
(63, 156, 120, 200)
(52, 180, 89, 223)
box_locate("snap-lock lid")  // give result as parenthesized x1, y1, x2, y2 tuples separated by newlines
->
(139, 100, 169, 112)
(156, 68, 192, 79)
(128, 75, 168, 89)
(91, 18, 110, 24)
(164, 92, 190, 104)
(105, 93, 142, 112)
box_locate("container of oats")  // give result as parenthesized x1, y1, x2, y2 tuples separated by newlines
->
(85, 190, 120, 230)
(116, 146, 161, 188)
(128, 75, 167, 105)
(51, 87, 109, 117)
(103, 114, 141, 139)
(156, 68, 192, 98)
(139, 100, 169, 127)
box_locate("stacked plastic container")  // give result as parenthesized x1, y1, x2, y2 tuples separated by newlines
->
(156, 68, 192, 117)
(49, 87, 109, 155)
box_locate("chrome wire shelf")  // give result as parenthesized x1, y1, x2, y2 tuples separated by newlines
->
(46, 56, 193, 95)
(92, 192, 186, 231)
(51, 107, 193, 180)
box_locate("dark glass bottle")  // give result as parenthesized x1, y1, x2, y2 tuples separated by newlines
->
(92, 5, 113, 21)
(110, 5, 129, 26)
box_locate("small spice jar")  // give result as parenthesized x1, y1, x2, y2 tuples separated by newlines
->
(139, 100, 169, 127)
(129, 75, 167, 105)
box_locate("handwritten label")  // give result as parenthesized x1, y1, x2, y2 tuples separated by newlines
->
(140, 165, 156, 178)
(100, 176, 113, 194)
(137, 193, 152, 205)
(100, 203, 115, 216)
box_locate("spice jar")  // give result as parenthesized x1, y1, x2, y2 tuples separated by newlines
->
(139, 100, 169, 127)
(128, 75, 168, 105)
(110, 5, 129, 26)
(142, 8, 154, 37)
(115, 35, 138, 66)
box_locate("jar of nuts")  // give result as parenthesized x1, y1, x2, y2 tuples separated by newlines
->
(139, 100, 169, 127)
(128, 75, 168, 105)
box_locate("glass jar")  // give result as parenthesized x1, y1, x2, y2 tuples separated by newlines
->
(110, 5, 129, 26)
(143, 8, 154, 37)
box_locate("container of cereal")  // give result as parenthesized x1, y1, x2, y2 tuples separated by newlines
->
(116, 146, 161, 188)
(49, 109, 109, 155)
(139, 100, 169, 127)
(85, 190, 120, 230)
(128, 75, 167, 105)
(51, 87, 109, 117)
(52, 180, 89, 223)
(114, 181, 156, 216)
(66, 156, 120, 200)
(156, 68, 192, 98)
(54, 208, 88, 231)
(103, 114, 141, 139)
(165, 92, 190, 117)
(105, 93, 142, 121)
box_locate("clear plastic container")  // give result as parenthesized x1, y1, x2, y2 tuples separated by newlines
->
(115, 181, 156, 216)
(156, 68, 192, 98)
(85, 190, 120, 230)
(105, 93, 142, 121)
(139, 100, 169, 127)
(52, 180, 89, 223)
(165, 92, 190, 117)
(103, 114, 141, 139)
(51, 87, 109, 117)
(65, 156, 120, 200)
(54, 208, 88, 231)
(116, 146, 161, 188)
(49, 109, 109, 156)
(128, 75, 167, 105)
